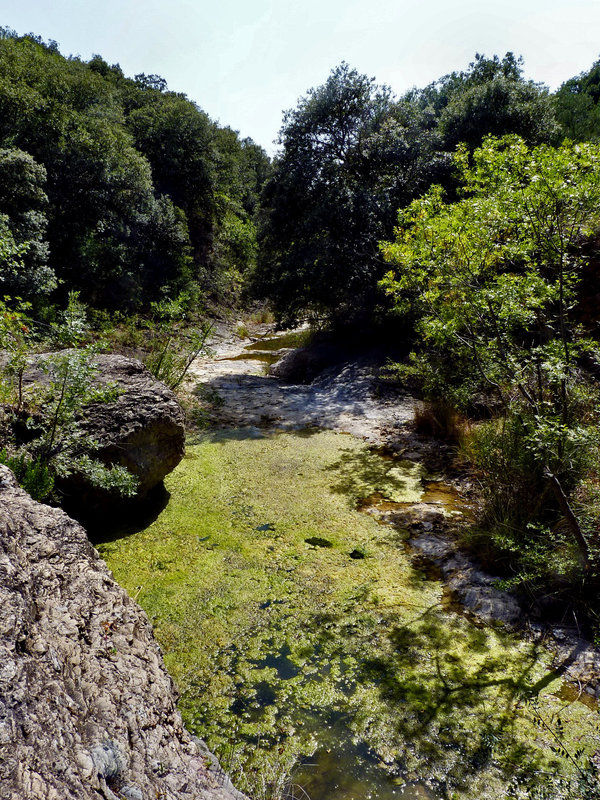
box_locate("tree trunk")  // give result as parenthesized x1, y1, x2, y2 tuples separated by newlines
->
(546, 470, 590, 567)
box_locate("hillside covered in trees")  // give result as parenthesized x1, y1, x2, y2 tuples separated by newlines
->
(0, 27, 270, 311)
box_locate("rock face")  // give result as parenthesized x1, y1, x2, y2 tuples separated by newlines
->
(23, 353, 185, 511)
(269, 342, 340, 383)
(0, 466, 242, 800)
(74, 354, 185, 497)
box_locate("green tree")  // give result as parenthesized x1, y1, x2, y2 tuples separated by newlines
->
(254, 63, 447, 326)
(554, 57, 600, 141)
(409, 53, 559, 151)
(0, 34, 193, 308)
(381, 136, 600, 570)
(125, 91, 216, 265)
(0, 148, 54, 300)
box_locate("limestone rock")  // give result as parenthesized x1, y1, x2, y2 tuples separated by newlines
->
(73, 354, 185, 496)
(0, 465, 243, 800)
(269, 342, 340, 383)
(410, 529, 523, 626)
(23, 352, 185, 509)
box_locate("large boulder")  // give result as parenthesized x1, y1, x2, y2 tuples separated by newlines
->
(72, 354, 185, 496)
(21, 353, 185, 515)
(269, 341, 341, 383)
(0, 465, 243, 800)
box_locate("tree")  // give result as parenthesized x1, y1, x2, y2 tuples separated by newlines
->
(254, 63, 448, 326)
(381, 136, 600, 570)
(409, 53, 559, 151)
(0, 148, 54, 299)
(554, 57, 600, 142)
(125, 92, 216, 266)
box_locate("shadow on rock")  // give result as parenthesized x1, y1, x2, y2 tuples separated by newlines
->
(81, 482, 171, 545)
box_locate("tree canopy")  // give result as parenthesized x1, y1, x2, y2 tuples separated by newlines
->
(381, 135, 600, 571)
(253, 54, 564, 327)
(253, 63, 448, 326)
(553, 56, 600, 142)
(0, 29, 270, 311)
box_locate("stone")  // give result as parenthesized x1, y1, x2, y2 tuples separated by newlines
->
(269, 342, 340, 383)
(0, 465, 244, 800)
(21, 352, 185, 516)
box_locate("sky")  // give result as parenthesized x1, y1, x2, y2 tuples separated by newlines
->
(2, 0, 600, 154)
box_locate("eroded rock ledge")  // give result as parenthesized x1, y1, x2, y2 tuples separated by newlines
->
(0, 465, 242, 800)
(20, 353, 186, 514)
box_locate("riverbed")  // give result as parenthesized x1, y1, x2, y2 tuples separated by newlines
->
(98, 328, 598, 800)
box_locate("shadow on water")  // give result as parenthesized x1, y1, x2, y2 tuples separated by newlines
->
(252, 643, 302, 680)
(326, 445, 422, 503)
(87, 482, 171, 545)
(244, 330, 311, 352)
(218, 351, 281, 364)
(352, 607, 553, 794)
(293, 721, 437, 800)
(191, 426, 324, 446)
(202, 597, 558, 799)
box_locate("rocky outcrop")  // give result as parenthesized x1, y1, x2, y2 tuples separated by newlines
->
(269, 342, 340, 383)
(409, 524, 523, 626)
(0, 465, 243, 800)
(23, 353, 185, 513)
(72, 354, 185, 495)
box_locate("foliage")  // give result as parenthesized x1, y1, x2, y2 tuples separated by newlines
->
(254, 63, 449, 326)
(410, 53, 559, 151)
(0, 295, 33, 411)
(381, 136, 600, 572)
(510, 698, 600, 799)
(0, 148, 54, 298)
(0, 31, 269, 310)
(142, 295, 213, 390)
(413, 399, 464, 443)
(554, 57, 600, 142)
(0, 447, 54, 501)
(0, 294, 138, 502)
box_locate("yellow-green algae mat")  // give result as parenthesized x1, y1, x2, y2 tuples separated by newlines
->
(98, 429, 598, 800)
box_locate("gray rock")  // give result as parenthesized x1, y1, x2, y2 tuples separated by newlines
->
(0, 465, 243, 800)
(411, 530, 523, 626)
(269, 342, 339, 383)
(75, 354, 185, 496)
(24, 352, 185, 507)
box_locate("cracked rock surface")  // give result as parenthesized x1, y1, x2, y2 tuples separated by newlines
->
(0, 465, 243, 800)
(188, 329, 414, 444)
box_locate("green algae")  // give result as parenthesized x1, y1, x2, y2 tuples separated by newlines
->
(244, 329, 312, 352)
(98, 429, 599, 799)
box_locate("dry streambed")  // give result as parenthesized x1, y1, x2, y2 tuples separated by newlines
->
(99, 326, 599, 800)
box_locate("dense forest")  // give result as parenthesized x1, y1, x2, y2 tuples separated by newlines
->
(0, 27, 270, 311)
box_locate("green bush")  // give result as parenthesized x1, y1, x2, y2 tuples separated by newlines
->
(461, 416, 589, 594)
(0, 448, 54, 502)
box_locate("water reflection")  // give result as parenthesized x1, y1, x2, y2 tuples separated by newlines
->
(293, 738, 437, 800)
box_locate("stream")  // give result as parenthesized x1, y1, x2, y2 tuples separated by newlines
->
(98, 326, 598, 800)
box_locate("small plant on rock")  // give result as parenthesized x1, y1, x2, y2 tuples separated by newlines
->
(0, 293, 138, 502)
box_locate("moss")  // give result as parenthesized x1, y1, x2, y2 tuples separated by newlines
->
(98, 429, 598, 799)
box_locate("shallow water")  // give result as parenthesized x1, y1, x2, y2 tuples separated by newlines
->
(244, 329, 311, 352)
(98, 429, 598, 800)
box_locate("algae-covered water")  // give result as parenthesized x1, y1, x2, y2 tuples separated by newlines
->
(98, 429, 598, 800)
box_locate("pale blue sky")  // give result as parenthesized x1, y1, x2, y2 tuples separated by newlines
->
(2, 0, 600, 153)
